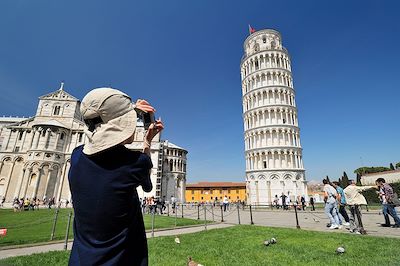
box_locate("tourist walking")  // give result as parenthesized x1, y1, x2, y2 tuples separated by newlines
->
(375, 178, 400, 228)
(323, 179, 341, 229)
(309, 197, 315, 211)
(332, 181, 350, 226)
(171, 195, 176, 214)
(300, 196, 306, 211)
(280, 193, 288, 210)
(344, 180, 376, 234)
(223, 195, 229, 212)
(68, 88, 163, 266)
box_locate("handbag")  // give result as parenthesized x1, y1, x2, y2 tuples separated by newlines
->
(388, 192, 400, 207)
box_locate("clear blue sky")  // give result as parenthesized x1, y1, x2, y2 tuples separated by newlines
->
(0, 1, 399, 183)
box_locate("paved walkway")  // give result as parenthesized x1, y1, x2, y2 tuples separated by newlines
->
(0, 223, 233, 260)
(174, 205, 400, 238)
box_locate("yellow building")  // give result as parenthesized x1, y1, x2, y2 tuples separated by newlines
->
(185, 182, 246, 203)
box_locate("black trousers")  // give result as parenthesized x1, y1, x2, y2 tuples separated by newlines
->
(338, 205, 350, 222)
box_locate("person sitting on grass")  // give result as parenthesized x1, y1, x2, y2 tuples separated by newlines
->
(68, 88, 163, 266)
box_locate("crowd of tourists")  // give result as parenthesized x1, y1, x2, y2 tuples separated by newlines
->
(9, 196, 65, 211)
(140, 196, 167, 214)
(323, 178, 400, 234)
(273, 193, 311, 211)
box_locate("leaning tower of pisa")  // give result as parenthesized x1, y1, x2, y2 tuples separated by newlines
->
(241, 28, 307, 205)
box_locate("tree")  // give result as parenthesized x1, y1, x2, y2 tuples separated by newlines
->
(396, 162, 400, 169)
(354, 166, 390, 176)
(390, 163, 395, 170)
(338, 177, 343, 187)
(325, 175, 330, 183)
(342, 172, 349, 187)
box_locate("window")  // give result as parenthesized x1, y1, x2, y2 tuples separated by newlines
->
(42, 130, 46, 137)
(14, 146, 20, 152)
(78, 133, 83, 142)
(228, 190, 231, 194)
(283, 119, 286, 124)
(236, 190, 239, 194)
(263, 37, 266, 43)
(192, 197, 194, 200)
(210, 197, 213, 200)
(156, 178, 161, 183)
(201, 197, 203, 200)
(169, 161, 173, 171)
(53, 106, 61, 115)
(237, 196, 239, 199)
(156, 191, 160, 197)
(263, 161, 267, 168)
(18, 131, 23, 140)
(219, 190, 222, 194)
(60, 133, 64, 140)
(229, 196, 231, 199)
(191, 190, 194, 194)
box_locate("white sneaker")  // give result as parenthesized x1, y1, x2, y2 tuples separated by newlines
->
(329, 224, 339, 229)
(342, 222, 350, 226)
(338, 225, 343, 229)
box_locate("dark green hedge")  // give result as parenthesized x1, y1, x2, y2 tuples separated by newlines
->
(362, 182, 400, 204)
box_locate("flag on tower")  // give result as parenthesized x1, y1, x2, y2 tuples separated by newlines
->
(248, 25, 256, 34)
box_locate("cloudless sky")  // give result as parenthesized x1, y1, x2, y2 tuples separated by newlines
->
(0, 0, 399, 183)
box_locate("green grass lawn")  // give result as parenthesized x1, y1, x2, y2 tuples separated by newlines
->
(1, 225, 399, 266)
(0, 209, 205, 248)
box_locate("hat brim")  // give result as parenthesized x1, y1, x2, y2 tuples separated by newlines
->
(83, 108, 137, 155)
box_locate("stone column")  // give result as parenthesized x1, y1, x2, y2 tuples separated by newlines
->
(14, 167, 26, 199)
(267, 180, 272, 204)
(0, 162, 3, 175)
(28, 129, 36, 149)
(43, 168, 53, 198)
(22, 168, 32, 198)
(34, 129, 41, 149)
(20, 130, 28, 151)
(4, 129, 12, 151)
(32, 167, 43, 199)
(53, 132, 60, 150)
(180, 178, 186, 203)
(44, 128, 51, 149)
(255, 180, 260, 204)
(293, 180, 298, 200)
(3, 160, 16, 200)
(12, 131, 19, 151)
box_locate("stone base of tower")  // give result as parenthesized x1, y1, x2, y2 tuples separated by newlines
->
(245, 170, 307, 205)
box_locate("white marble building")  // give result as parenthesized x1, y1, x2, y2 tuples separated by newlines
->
(361, 169, 400, 185)
(0, 84, 187, 204)
(241, 29, 307, 204)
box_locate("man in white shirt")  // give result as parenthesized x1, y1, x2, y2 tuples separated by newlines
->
(323, 179, 341, 229)
(344, 180, 376, 234)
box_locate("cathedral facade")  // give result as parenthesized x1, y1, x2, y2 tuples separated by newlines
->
(0, 84, 187, 204)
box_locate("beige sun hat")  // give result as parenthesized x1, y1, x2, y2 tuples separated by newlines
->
(80, 87, 137, 155)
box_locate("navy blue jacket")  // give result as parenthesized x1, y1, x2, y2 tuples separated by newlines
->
(68, 145, 152, 266)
